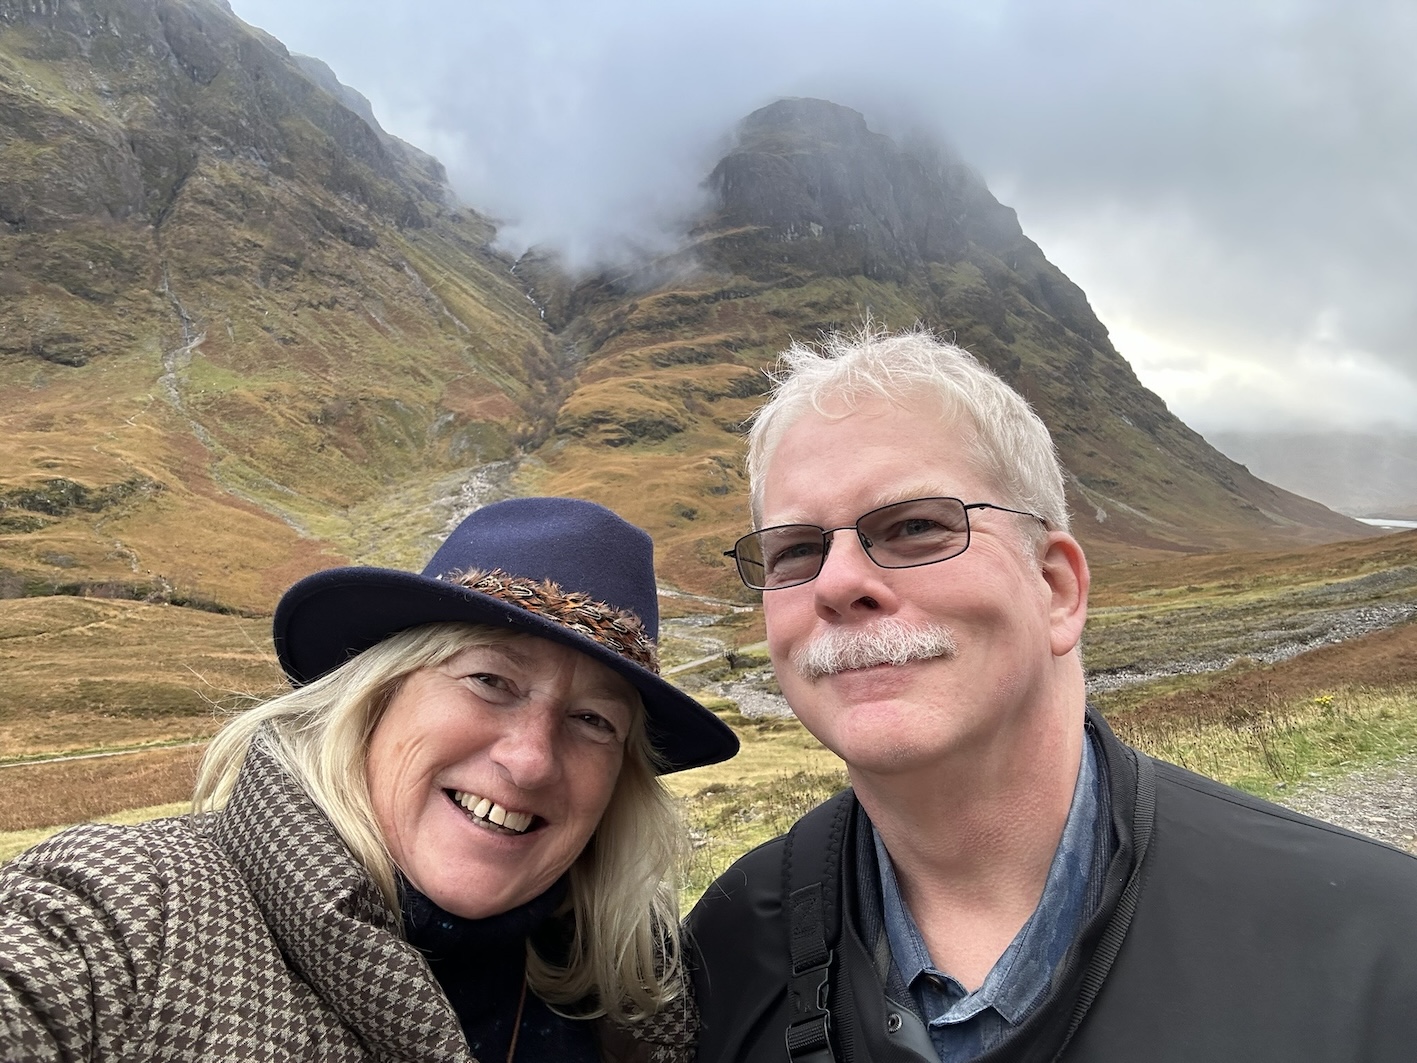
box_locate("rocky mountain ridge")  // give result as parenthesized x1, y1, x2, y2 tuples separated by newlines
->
(509, 97, 1362, 581)
(0, 1, 1369, 613)
(1, 0, 548, 608)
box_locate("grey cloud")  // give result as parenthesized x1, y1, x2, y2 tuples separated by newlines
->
(228, 0, 1417, 428)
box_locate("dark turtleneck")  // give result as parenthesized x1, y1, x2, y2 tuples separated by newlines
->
(400, 877, 600, 1063)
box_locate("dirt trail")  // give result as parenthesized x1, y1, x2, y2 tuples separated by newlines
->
(0, 741, 206, 770)
(1085, 600, 1417, 694)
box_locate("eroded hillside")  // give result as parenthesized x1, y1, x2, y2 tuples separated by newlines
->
(0, 0, 550, 609)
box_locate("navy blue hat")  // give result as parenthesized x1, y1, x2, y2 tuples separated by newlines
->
(274, 497, 739, 773)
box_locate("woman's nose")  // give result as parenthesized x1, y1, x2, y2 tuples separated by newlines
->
(491, 708, 564, 790)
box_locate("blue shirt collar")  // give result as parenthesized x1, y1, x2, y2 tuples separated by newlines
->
(874, 733, 1102, 1029)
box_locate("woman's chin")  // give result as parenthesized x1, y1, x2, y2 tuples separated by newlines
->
(415, 867, 543, 921)
(400, 806, 560, 919)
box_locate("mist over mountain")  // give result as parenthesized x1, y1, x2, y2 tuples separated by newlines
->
(1209, 432, 1417, 519)
(226, 0, 1417, 439)
(509, 97, 1363, 580)
(0, 0, 1372, 611)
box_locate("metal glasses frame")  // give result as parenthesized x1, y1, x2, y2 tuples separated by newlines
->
(723, 496, 1047, 591)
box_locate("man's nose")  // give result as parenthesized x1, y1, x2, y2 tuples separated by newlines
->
(812, 529, 894, 616)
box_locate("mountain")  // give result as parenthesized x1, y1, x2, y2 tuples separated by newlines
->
(0, 2, 1369, 613)
(0, 0, 549, 610)
(1208, 431, 1417, 519)
(510, 98, 1367, 580)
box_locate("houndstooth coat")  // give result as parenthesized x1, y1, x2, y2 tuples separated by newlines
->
(0, 744, 695, 1062)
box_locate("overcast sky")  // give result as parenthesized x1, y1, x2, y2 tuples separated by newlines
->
(228, 0, 1417, 436)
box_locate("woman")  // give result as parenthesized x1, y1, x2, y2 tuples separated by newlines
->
(0, 497, 738, 1062)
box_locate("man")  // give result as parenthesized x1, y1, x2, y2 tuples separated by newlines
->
(688, 327, 1417, 1063)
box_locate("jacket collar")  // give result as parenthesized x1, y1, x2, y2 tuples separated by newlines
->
(835, 709, 1153, 1063)
(205, 741, 473, 1063)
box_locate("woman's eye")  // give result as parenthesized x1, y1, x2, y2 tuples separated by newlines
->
(572, 711, 621, 741)
(468, 672, 512, 694)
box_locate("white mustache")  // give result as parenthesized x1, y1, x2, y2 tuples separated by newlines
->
(790, 619, 958, 679)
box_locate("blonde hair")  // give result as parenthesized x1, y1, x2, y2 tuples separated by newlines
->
(748, 323, 1069, 542)
(194, 623, 684, 1022)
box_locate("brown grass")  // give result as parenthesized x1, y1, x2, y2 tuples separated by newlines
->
(0, 596, 283, 756)
(0, 744, 203, 831)
(1111, 621, 1417, 725)
(1089, 528, 1417, 607)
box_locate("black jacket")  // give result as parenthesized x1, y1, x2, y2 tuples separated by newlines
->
(687, 713, 1417, 1063)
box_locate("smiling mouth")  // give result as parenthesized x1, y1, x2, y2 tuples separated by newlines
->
(448, 790, 539, 835)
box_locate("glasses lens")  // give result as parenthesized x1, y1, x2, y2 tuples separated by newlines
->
(857, 497, 970, 568)
(738, 525, 827, 589)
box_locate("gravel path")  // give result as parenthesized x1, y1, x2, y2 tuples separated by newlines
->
(1085, 600, 1417, 694)
(1276, 756, 1417, 854)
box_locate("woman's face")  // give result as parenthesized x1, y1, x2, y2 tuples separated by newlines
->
(366, 635, 638, 919)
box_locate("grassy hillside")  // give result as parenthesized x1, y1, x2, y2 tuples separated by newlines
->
(0, 0, 547, 611)
(3, 12, 1368, 613)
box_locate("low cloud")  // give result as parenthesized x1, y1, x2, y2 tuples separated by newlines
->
(229, 0, 1417, 430)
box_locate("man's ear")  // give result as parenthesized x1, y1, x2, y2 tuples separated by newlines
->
(1040, 532, 1089, 657)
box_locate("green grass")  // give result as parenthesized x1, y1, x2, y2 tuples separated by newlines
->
(1111, 685, 1417, 798)
(0, 801, 188, 864)
(676, 766, 848, 908)
(662, 702, 845, 909)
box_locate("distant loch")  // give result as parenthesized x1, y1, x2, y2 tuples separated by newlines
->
(1356, 518, 1417, 530)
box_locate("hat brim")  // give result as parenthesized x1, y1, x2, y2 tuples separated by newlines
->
(273, 567, 739, 774)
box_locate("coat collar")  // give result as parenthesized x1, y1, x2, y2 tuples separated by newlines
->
(205, 740, 473, 1063)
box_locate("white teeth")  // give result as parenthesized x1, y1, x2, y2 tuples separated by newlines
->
(451, 791, 533, 834)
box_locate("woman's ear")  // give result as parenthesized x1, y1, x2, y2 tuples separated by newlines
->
(1040, 532, 1089, 657)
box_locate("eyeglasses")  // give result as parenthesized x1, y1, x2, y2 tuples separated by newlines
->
(724, 496, 1047, 591)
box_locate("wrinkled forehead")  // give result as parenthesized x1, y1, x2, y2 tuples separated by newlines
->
(434, 631, 642, 706)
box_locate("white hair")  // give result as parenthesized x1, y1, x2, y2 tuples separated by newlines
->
(194, 623, 684, 1023)
(790, 617, 958, 679)
(747, 324, 1070, 542)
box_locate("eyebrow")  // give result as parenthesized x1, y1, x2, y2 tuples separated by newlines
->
(479, 641, 537, 668)
(867, 485, 955, 510)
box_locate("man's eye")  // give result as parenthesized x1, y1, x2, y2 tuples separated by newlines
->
(899, 518, 943, 537)
(769, 540, 823, 564)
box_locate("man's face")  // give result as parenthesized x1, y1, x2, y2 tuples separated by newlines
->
(759, 395, 1068, 779)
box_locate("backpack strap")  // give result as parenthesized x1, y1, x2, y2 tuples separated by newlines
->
(781, 790, 856, 1063)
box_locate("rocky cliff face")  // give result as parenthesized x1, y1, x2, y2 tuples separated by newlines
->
(710, 98, 1023, 281)
(519, 98, 1363, 581)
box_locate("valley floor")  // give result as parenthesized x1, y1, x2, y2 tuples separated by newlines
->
(3, 531, 1416, 885)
